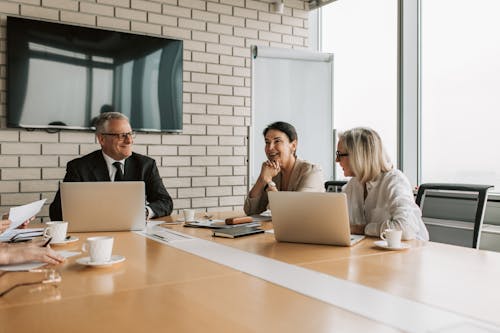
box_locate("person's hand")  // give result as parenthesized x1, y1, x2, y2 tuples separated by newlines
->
(0, 219, 11, 233)
(259, 160, 281, 183)
(8, 241, 65, 265)
(18, 216, 35, 229)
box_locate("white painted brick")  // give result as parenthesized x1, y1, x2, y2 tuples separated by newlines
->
(220, 116, 244, 126)
(97, 0, 130, 7)
(0, 181, 19, 193)
(259, 30, 282, 43)
(2, 143, 40, 155)
(80, 2, 114, 16)
(192, 9, 219, 23)
(245, 0, 268, 11)
(207, 84, 232, 95)
(206, 64, 232, 76)
(148, 13, 177, 26)
(162, 4, 191, 18)
(192, 176, 218, 187)
(159, 0, 177, 5)
(132, 21, 162, 35)
(207, 186, 231, 197)
(220, 176, 244, 186)
(207, 166, 232, 176)
(61, 10, 96, 25)
(219, 136, 244, 146)
(233, 166, 247, 176)
(184, 61, 206, 72)
(234, 27, 258, 39)
(59, 155, 75, 166)
(183, 104, 206, 115)
(42, 143, 78, 155)
(219, 75, 244, 87)
(80, 144, 101, 155)
(192, 197, 218, 208)
(2, 168, 40, 180)
(246, 18, 269, 31)
(219, 34, 244, 47)
(192, 31, 219, 43)
(283, 15, 303, 27)
(179, 0, 205, 10)
(184, 82, 206, 93)
(293, 7, 309, 19)
(132, 145, 147, 155)
(184, 40, 206, 52)
(179, 18, 206, 31)
(132, 0, 161, 13)
(0, 130, 19, 142)
(207, 105, 232, 116)
(1, 193, 40, 206)
(0, 2, 20, 14)
(42, 167, 66, 180)
(162, 134, 191, 145)
(158, 166, 177, 177)
(163, 27, 191, 40)
(271, 23, 292, 35)
(165, 177, 191, 188)
(220, 0, 244, 6)
(20, 5, 59, 21)
(191, 136, 218, 146)
(179, 167, 205, 177)
(179, 146, 206, 155)
(207, 43, 232, 55)
(20, 156, 59, 167)
(192, 93, 218, 105)
(207, 22, 233, 35)
(233, 67, 250, 77)
(283, 35, 305, 46)
(233, 146, 248, 156)
(293, 26, 308, 37)
(220, 156, 245, 166)
(0, 156, 18, 167)
(148, 145, 177, 155)
(259, 11, 282, 24)
(97, 16, 130, 30)
(207, 125, 232, 136)
(233, 185, 248, 195)
(192, 73, 218, 84)
(162, 156, 191, 166)
(43, 0, 78, 11)
(220, 15, 245, 28)
(234, 86, 251, 97)
(116, 7, 147, 21)
(247, 38, 269, 47)
(20, 180, 59, 192)
(206, 2, 231, 14)
(192, 156, 218, 166)
(219, 96, 245, 106)
(173, 198, 191, 209)
(134, 133, 162, 144)
(233, 7, 257, 19)
(59, 131, 96, 143)
(178, 187, 205, 198)
(220, 55, 245, 67)
(182, 125, 206, 135)
(233, 125, 248, 136)
(192, 51, 219, 64)
(219, 195, 244, 206)
(192, 114, 218, 125)
(207, 146, 232, 156)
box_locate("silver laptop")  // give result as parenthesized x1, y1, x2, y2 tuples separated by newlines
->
(268, 191, 365, 246)
(61, 182, 146, 232)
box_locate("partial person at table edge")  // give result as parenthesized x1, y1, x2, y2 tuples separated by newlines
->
(244, 121, 325, 215)
(49, 112, 173, 221)
(336, 127, 429, 240)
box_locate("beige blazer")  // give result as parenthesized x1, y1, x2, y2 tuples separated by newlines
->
(244, 158, 325, 215)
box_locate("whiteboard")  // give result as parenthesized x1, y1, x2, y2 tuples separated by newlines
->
(250, 46, 334, 186)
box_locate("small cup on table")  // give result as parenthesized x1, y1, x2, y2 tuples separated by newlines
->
(380, 229, 403, 248)
(82, 236, 114, 264)
(43, 221, 68, 244)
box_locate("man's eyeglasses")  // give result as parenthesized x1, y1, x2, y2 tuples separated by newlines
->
(101, 131, 136, 141)
(336, 151, 349, 160)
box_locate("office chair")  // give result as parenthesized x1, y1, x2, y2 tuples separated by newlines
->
(415, 183, 493, 249)
(325, 180, 347, 193)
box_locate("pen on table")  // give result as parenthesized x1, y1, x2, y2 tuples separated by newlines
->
(42, 237, 52, 247)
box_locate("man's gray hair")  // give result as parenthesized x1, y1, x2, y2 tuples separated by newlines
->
(94, 112, 129, 133)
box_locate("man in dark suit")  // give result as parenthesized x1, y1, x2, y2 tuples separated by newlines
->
(49, 112, 173, 221)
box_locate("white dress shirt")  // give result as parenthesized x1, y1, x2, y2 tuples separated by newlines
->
(344, 169, 429, 240)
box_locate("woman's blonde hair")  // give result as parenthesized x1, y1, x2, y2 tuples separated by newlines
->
(339, 127, 392, 183)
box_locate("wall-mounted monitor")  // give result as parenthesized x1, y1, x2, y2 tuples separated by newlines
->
(7, 16, 183, 133)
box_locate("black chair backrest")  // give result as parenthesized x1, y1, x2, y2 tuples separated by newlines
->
(415, 183, 493, 248)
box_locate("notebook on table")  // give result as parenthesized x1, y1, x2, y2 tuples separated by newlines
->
(268, 191, 365, 246)
(60, 181, 146, 232)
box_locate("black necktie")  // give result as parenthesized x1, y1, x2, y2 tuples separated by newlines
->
(113, 161, 123, 181)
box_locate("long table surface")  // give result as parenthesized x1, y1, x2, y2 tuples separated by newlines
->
(1, 211, 499, 332)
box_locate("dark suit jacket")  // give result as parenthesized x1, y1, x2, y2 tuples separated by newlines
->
(49, 150, 173, 221)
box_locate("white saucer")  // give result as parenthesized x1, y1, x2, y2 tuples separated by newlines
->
(51, 236, 79, 245)
(76, 255, 126, 267)
(374, 240, 410, 251)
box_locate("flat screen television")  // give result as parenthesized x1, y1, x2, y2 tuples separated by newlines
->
(7, 16, 183, 132)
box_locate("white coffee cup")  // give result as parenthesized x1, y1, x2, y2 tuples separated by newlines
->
(82, 236, 114, 263)
(380, 229, 403, 248)
(183, 209, 196, 222)
(43, 221, 68, 243)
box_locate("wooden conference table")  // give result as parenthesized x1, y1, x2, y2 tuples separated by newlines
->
(0, 211, 499, 333)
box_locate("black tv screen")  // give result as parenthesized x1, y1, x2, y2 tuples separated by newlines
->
(7, 17, 183, 132)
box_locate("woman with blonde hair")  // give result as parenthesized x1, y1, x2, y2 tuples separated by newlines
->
(336, 127, 428, 240)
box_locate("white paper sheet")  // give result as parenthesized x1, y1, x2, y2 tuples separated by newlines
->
(3, 199, 46, 234)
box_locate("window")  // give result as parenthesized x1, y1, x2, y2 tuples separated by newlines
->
(421, 0, 500, 191)
(319, 0, 398, 180)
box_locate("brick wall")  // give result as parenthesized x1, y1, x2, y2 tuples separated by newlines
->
(0, 0, 309, 221)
